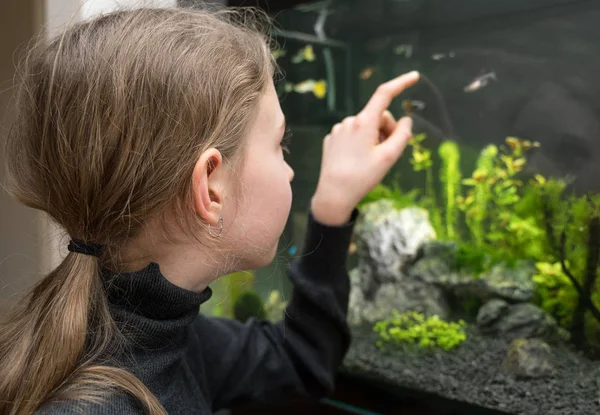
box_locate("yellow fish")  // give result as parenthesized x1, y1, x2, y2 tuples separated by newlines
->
(360, 66, 375, 80)
(284, 79, 327, 99)
(271, 48, 286, 60)
(291, 45, 315, 64)
(348, 242, 357, 255)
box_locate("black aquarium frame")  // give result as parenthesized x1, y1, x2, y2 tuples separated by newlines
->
(224, 0, 586, 21)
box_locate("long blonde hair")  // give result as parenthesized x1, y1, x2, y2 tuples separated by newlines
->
(1, 6, 274, 414)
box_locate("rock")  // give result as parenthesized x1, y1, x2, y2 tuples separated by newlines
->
(477, 299, 566, 342)
(597, 374, 600, 406)
(354, 201, 437, 292)
(348, 267, 450, 326)
(409, 243, 536, 304)
(476, 299, 510, 327)
(502, 338, 555, 378)
(478, 261, 536, 303)
(348, 202, 449, 325)
(408, 241, 478, 299)
(417, 240, 459, 261)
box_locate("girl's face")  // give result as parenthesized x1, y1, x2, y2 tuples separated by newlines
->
(225, 81, 295, 269)
(117, 82, 293, 290)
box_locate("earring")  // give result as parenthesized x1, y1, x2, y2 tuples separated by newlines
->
(208, 215, 223, 238)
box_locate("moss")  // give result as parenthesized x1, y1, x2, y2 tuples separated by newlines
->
(532, 261, 578, 327)
(233, 290, 267, 323)
(373, 310, 467, 351)
(357, 183, 419, 211)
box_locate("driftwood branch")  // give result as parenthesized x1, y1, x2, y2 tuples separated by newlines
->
(559, 231, 600, 324)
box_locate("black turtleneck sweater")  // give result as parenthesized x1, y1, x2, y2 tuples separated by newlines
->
(37, 209, 358, 414)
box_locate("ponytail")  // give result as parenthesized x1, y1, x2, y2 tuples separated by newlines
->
(0, 253, 166, 414)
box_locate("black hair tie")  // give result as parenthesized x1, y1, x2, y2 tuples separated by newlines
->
(68, 239, 103, 257)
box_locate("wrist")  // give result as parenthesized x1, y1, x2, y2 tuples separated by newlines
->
(310, 192, 354, 226)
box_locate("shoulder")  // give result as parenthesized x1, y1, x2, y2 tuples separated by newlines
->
(36, 394, 144, 415)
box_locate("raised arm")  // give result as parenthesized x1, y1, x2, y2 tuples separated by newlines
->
(189, 208, 357, 411)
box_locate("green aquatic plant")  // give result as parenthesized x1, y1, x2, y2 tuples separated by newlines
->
(438, 141, 461, 240)
(536, 192, 600, 349)
(511, 176, 568, 262)
(458, 137, 545, 263)
(204, 270, 256, 318)
(558, 215, 600, 347)
(263, 290, 288, 322)
(460, 144, 497, 247)
(233, 290, 267, 323)
(373, 310, 467, 351)
(532, 261, 578, 327)
(452, 242, 517, 275)
(360, 136, 553, 273)
(407, 134, 443, 237)
(357, 183, 419, 211)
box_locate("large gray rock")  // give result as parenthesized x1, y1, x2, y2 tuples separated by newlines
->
(476, 299, 569, 342)
(348, 201, 449, 325)
(502, 338, 555, 379)
(354, 201, 437, 292)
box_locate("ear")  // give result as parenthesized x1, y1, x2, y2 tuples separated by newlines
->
(192, 148, 224, 225)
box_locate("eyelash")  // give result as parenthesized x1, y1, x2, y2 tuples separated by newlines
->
(281, 128, 292, 154)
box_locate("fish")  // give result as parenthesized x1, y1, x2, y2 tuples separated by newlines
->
(271, 48, 286, 60)
(394, 44, 413, 58)
(284, 79, 327, 99)
(463, 72, 497, 93)
(402, 99, 426, 116)
(359, 66, 375, 80)
(348, 242, 357, 255)
(291, 44, 315, 64)
(432, 52, 456, 60)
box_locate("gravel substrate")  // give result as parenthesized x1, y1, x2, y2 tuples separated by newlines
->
(341, 325, 600, 415)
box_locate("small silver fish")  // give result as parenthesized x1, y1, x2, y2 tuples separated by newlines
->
(410, 100, 426, 111)
(402, 99, 426, 115)
(432, 52, 456, 60)
(464, 72, 497, 93)
(394, 44, 413, 58)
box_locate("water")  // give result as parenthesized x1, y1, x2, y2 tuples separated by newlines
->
(202, 1, 600, 413)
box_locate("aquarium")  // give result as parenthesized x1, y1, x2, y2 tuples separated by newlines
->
(184, 0, 600, 413)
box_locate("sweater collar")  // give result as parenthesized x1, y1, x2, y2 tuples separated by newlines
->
(102, 262, 212, 321)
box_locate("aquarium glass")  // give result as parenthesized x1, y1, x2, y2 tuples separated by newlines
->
(277, 0, 600, 413)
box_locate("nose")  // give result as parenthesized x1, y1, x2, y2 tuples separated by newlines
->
(287, 163, 294, 182)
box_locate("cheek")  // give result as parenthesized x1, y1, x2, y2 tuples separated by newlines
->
(233, 157, 292, 245)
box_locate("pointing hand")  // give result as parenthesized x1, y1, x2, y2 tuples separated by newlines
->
(311, 71, 420, 225)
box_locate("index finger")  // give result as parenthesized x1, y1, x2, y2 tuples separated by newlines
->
(359, 71, 420, 121)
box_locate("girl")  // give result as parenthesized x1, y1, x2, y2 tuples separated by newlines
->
(0, 6, 418, 415)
